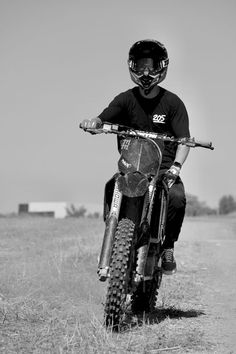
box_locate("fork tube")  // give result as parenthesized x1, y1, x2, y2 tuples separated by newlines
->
(157, 187, 168, 244)
(98, 181, 122, 270)
(146, 183, 156, 223)
(135, 185, 154, 279)
(140, 184, 153, 223)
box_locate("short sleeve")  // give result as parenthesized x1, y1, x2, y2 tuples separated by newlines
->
(98, 93, 126, 123)
(170, 98, 190, 138)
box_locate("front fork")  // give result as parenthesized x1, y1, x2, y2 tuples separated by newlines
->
(97, 178, 169, 282)
(135, 180, 169, 283)
(97, 181, 122, 281)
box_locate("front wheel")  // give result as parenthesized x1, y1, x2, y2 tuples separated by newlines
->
(104, 218, 135, 329)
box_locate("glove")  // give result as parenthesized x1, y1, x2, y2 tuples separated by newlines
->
(80, 117, 102, 130)
(164, 162, 182, 187)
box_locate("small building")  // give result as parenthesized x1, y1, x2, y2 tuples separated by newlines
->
(18, 202, 68, 219)
(18, 202, 102, 219)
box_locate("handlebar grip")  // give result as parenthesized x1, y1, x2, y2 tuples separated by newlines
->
(79, 123, 92, 131)
(194, 140, 214, 150)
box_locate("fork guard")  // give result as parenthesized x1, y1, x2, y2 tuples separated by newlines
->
(117, 172, 149, 197)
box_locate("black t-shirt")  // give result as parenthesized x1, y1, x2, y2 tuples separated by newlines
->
(98, 86, 190, 169)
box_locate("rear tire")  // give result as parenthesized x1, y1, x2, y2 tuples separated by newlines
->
(104, 218, 135, 329)
(131, 268, 162, 314)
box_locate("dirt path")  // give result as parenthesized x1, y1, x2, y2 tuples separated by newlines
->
(178, 217, 236, 353)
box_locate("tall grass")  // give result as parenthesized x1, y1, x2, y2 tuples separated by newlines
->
(1, 216, 234, 353)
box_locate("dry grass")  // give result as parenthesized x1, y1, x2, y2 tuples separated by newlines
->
(0, 216, 235, 353)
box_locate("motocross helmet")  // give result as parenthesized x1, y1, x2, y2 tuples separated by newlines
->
(128, 39, 169, 93)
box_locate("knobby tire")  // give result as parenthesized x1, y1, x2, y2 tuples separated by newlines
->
(104, 218, 135, 330)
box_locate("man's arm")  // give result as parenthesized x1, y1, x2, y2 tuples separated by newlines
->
(174, 144, 190, 166)
(80, 93, 125, 129)
(169, 95, 190, 170)
(164, 144, 190, 186)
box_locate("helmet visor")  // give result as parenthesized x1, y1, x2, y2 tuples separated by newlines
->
(129, 58, 164, 77)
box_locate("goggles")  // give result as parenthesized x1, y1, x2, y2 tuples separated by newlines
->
(129, 58, 169, 77)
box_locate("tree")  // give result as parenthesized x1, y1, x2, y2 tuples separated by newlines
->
(88, 212, 100, 218)
(219, 195, 236, 215)
(66, 204, 87, 217)
(185, 194, 216, 216)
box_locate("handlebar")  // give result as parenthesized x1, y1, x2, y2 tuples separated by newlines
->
(80, 122, 214, 150)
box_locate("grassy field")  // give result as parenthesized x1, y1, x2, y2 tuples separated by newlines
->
(0, 216, 235, 353)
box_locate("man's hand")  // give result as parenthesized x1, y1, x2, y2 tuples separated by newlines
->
(80, 117, 102, 130)
(164, 162, 181, 187)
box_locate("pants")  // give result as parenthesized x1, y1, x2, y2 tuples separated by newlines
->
(163, 176, 186, 249)
(104, 175, 186, 248)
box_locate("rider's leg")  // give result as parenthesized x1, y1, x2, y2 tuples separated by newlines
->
(164, 177, 186, 246)
(162, 177, 186, 274)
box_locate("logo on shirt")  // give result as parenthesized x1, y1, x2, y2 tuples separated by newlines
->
(153, 114, 166, 124)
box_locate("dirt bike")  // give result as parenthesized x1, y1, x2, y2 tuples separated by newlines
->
(80, 122, 214, 330)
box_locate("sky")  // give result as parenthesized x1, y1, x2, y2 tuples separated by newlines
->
(0, 0, 235, 213)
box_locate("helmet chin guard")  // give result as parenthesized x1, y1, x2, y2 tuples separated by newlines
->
(129, 70, 162, 94)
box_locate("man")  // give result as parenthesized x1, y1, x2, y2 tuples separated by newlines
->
(81, 39, 190, 275)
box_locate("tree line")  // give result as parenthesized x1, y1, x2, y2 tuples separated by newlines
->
(186, 194, 236, 216)
(66, 194, 236, 218)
